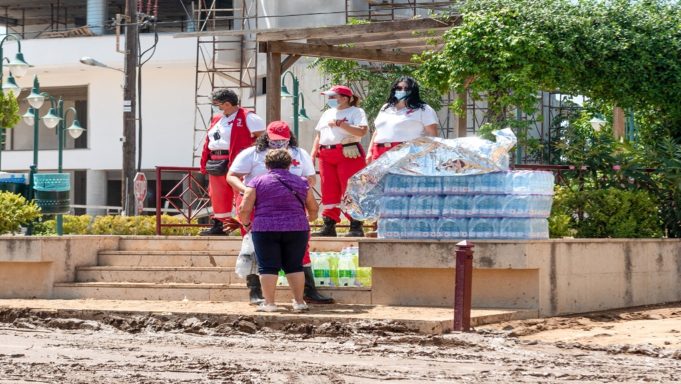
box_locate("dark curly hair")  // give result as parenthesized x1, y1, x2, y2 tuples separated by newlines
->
(255, 132, 298, 152)
(211, 89, 239, 105)
(265, 148, 292, 170)
(383, 76, 427, 111)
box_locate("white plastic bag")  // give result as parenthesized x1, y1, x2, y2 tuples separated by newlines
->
(239, 232, 255, 255)
(235, 253, 254, 279)
(235, 233, 257, 278)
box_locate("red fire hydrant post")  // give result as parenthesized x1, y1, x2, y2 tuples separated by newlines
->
(453, 240, 474, 332)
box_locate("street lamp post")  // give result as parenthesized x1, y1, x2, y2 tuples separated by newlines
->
(22, 76, 42, 201)
(0, 33, 30, 171)
(23, 84, 85, 235)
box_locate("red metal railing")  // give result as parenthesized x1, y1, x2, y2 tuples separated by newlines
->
(155, 166, 211, 235)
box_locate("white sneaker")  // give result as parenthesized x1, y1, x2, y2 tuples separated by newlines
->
(255, 303, 280, 312)
(291, 300, 309, 312)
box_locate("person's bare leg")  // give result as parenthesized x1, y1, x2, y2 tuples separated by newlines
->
(259, 274, 278, 304)
(285, 272, 305, 303)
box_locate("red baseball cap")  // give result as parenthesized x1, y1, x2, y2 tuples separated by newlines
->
(267, 120, 291, 140)
(321, 85, 353, 97)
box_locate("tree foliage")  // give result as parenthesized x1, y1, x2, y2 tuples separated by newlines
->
(419, 0, 681, 138)
(0, 91, 20, 129)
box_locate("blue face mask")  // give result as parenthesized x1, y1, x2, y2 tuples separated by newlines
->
(326, 99, 339, 109)
(394, 90, 410, 100)
(268, 139, 289, 149)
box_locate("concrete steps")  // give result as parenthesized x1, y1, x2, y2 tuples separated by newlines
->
(98, 251, 238, 267)
(53, 282, 372, 304)
(53, 236, 370, 304)
(76, 266, 239, 284)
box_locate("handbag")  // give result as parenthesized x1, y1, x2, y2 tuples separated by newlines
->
(205, 159, 228, 176)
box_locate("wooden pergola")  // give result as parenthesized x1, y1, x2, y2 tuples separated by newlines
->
(256, 17, 468, 137)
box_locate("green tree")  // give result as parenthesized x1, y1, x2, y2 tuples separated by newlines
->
(419, 0, 681, 141)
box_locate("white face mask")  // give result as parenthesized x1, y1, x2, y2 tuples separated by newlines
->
(394, 90, 410, 100)
(326, 99, 339, 109)
(268, 139, 289, 149)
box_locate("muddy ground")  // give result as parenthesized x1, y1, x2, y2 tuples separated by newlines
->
(2, 304, 681, 383)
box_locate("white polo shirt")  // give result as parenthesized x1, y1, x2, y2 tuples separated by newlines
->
(230, 146, 316, 184)
(373, 104, 439, 143)
(314, 106, 368, 145)
(207, 112, 265, 151)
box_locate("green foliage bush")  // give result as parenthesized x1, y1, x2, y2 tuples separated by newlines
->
(33, 214, 202, 236)
(550, 186, 662, 238)
(0, 191, 42, 235)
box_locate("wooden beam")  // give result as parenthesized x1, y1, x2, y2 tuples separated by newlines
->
(176, 17, 458, 40)
(346, 36, 444, 49)
(262, 41, 417, 65)
(307, 27, 451, 46)
(613, 106, 625, 139)
(281, 54, 301, 72)
(257, 17, 456, 42)
(266, 52, 282, 123)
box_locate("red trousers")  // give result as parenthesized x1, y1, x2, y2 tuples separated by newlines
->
(235, 190, 311, 265)
(318, 144, 366, 222)
(207, 155, 234, 221)
(370, 142, 404, 161)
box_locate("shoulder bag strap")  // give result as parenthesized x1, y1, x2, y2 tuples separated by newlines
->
(272, 174, 305, 209)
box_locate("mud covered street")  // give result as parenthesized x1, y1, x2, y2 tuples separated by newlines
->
(1, 305, 681, 383)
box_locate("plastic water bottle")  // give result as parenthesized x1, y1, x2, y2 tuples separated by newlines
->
(337, 253, 357, 287)
(468, 218, 498, 239)
(500, 218, 527, 239)
(313, 255, 331, 287)
(401, 176, 417, 195)
(384, 174, 410, 195)
(378, 218, 404, 238)
(512, 171, 531, 194)
(277, 270, 289, 286)
(442, 195, 473, 217)
(408, 219, 437, 239)
(486, 172, 505, 194)
(503, 195, 530, 217)
(473, 195, 500, 217)
(380, 196, 410, 218)
(437, 218, 468, 239)
(418, 176, 443, 194)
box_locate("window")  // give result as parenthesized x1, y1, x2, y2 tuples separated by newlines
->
(7, 85, 88, 151)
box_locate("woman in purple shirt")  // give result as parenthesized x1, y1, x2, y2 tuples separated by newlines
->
(238, 149, 319, 312)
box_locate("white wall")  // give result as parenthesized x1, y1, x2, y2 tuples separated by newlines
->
(1, 33, 198, 172)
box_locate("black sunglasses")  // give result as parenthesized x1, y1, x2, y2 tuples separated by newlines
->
(394, 86, 411, 91)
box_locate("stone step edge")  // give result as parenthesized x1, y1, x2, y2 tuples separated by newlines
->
(54, 282, 371, 291)
(78, 266, 237, 272)
(99, 250, 240, 255)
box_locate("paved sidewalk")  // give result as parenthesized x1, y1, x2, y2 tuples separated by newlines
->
(0, 299, 536, 334)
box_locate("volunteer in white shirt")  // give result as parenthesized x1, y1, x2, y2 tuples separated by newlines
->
(366, 76, 439, 163)
(227, 121, 334, 305)
(310, 85, 369, 238)
(199, 88, 265, 236)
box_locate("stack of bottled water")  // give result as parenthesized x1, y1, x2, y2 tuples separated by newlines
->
(378, 171, 554, 239)
(309, 247, 371, 288)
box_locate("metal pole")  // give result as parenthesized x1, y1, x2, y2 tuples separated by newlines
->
(123, 0, 139, 216)
(155, 166, 161, 235)
(453, 240, 474, 332)
(56, 99, 64, 236)
(0, 129, 4, 171)
(292, 75, 299, 138)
